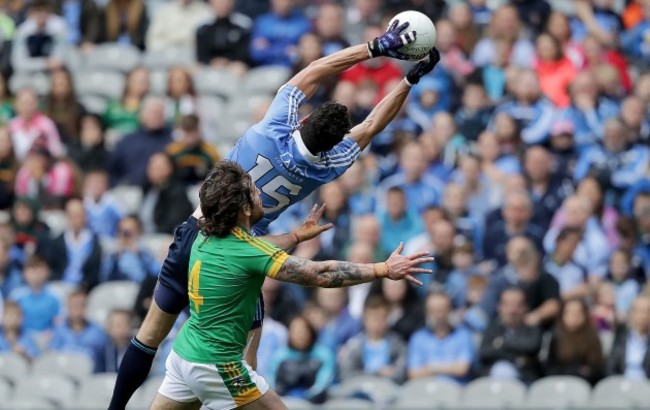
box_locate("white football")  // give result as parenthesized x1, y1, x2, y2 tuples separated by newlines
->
(388, 10, 436, 61)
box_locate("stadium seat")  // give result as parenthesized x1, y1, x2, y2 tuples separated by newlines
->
(592, 376, 650, 407)
(394, 378, 462, 409)
(319, 398, 374, 410)
(78, 373, 118, 403)
(599, 331, 614, 355)
(282, 397, 314, 410)
(197, 95, 226, 144)
(149, 70, 168, 96)
(68, 395, 109, 410)
(143, 47, 195, 70)
(75, 71, 126, 100)
(0, 378, 12, 401)
(334, 375, 398, 404)
(80, 95, 109, 115)
(99, 237, 118, 256)
(0, 353, 30, 385)
(85, 44, 141, 73)
(242, 66, 291, 94)
(458, 377, 526, 409)
(32, 352, 94, 383)
(40, 209, 67, 237)
(194, 69, 240, 99)
(0, 397, 57, 410)
(110, 185, 143, 215)
(526, 376, 591, 409)
(87, 281, 140, 325)
(13, 375, 77, 408)
(9, 72, 51, 95)
(141, 234, 173, 260)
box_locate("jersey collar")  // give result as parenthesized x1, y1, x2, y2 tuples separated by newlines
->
(292, 130, 321, 163)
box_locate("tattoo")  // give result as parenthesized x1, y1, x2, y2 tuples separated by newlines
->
(276, 256, 374, 288)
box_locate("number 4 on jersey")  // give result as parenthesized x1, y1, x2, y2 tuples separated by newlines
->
(248, 155, 303, 213)
(189, 260, 204, 314)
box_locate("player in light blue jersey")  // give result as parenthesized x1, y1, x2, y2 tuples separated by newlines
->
(226, 23, 442, 236)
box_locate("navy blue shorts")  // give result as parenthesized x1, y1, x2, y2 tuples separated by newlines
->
(154, 216, 264, 329)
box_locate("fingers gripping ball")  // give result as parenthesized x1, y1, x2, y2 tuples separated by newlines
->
(388, 10, 437, 61)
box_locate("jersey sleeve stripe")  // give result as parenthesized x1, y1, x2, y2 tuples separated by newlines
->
(266, 252, 289, 279)
(231, 227, 278, 256)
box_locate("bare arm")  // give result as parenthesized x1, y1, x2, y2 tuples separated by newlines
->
(288, 44, 370, 100)
(348, 80, 411, 150)
(273, 243, 434, 288)
(261, 204, 333, 251)
(408, 362, 471, 380)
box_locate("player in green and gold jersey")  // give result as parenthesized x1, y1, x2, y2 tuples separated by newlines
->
(151, 161, 433, 410)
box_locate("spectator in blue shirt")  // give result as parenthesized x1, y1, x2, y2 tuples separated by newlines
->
(378, 186, 424, 255)
(544, 227, 589, 300)
(339, 161, 376, 216)
(0, 237, 23, 298)
(574, 117, 650, 195)
(101, 215, 158, 283)
(407, 291, 475, 383)
(606, 295, 650, 379)
(83, 169, 123, 239)
(314, 287, 360, 353)
(95, 309, 133, 373)
(621, 7, 650, 61)
(268, 316, 335, 404)
(249, 0, 310, 67)
(607, 249, 640, 318)
(570, 0, 623, 46)
(377, 141, 445, 216)
(10, 255, 60, 332)
(492, 69, 556, 145)
(0, 300, 39, 360)
(632, 193, 650, 278)
(49, 289, 107, 370)
(340, 295, 408, 384)
(446, 240, 480, 308)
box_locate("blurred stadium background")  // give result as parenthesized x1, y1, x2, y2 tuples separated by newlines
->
(0, 0, 649, 408)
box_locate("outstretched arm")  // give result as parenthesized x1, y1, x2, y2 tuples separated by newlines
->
(273, 243, 433, 288)
(288, 21, 416, 99)
(348, 48, 441, 150)
(262, 204, 332, 251)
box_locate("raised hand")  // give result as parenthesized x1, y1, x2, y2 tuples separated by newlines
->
(376, 242, 434, 286)
(293, 203, 333, 243)
(405, 47, 441, 85)
(367, 20, 417, 60)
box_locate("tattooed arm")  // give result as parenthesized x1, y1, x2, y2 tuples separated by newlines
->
(273, 243, 434, 288)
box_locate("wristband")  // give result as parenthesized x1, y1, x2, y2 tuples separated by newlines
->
(373, 262, 390, 279)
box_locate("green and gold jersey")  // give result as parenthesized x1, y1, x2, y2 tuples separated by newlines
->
(173, 226, 289, 364)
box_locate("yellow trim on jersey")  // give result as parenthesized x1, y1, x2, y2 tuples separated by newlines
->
(233, 386, 262, 406)
(230, 226, 289, 279)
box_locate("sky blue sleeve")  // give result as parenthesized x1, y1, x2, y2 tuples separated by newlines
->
(612, 148, 650, 189)
(458, 329, 475, 363)
(307, 346, 336, 399)
(322, 137, 362, 179)
(407, 331, 426, 370)
(254, 84, 306, 139)
(573, 149, 596, 182)
(521, 101, 555, 145)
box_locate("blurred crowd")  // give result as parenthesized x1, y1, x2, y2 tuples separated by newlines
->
(0, 0, 649, 404)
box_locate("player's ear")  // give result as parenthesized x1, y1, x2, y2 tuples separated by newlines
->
(242, 203, 252, 217)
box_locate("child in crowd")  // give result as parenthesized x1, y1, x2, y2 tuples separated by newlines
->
(83, 169, 123, 238)
(0, 301, 39, 360)
(607, 248, 640, 318)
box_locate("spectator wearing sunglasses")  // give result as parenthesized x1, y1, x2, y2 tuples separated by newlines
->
(101, 215, 158, 283)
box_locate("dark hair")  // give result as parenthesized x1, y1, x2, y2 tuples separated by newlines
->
(24, 254, 49, 270)
(179, 114, 200, 132)
(288, 316, 317, 352)
(120, 214, 143, 233)
(387, 186, 405, 196)
(300, 101, 352, 154)
(199, 161, 255, 237)
(556, 226, 583, 243)
(364, 295, 390, 312)
(30, 0, 50, 11)
(554, 298, 604, 374)
(68, 288, 88, 300)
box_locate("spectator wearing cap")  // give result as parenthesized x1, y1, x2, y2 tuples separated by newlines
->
(11, 0, 67, 72)
(544, 195, 610, 280)
(14, 143, 75, 209)
(314, 3, 349, 56)
(560, 71, 621, 149)
(166, 114, 220, 186)
(482, 190, 545, 269)
(9, 88, 63, 161)
(146, 0, 209, 51)
(37, 198, 102, 290)
(340, 295, 407, 384)
(52, 0, 100, 47)
(544, 227, 589, 300)
(49, 290, 107, 368)
(478, 287, 543, 384)
(524, 145, 573, 229)
(408, 291, 474, 383)
(476, 236, 560, 330)
(108, 97, 173, 187)
(101, 215, 157, 283)
(378, 186, 423, 256)
(491, 69, 556, 145)
(607, 296, 650, 379)
(249, 0, 309, 67)
(377, 141, 444, 216)
(574, 117, 650, 194)
(196, 0, 251, 72)
(98, 0, 148, 50)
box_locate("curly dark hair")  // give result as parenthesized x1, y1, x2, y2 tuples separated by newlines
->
(198, 161, 255, 237)
(301, 101, 352, 154)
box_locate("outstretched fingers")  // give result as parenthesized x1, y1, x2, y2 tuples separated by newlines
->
(392, 242, 405, 256)
(394, 21, 410, 33)
(388, 19, 399, 32)
(404, 274, 423, 286)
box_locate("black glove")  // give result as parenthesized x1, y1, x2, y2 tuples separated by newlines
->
(367, 19, 417, 59)
(405, 47, 441, 85)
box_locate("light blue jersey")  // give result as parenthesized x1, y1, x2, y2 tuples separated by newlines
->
(226, 84, 362, 235)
